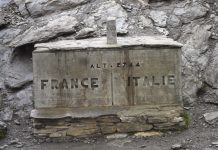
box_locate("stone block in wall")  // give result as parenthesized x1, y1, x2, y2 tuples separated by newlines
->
(33, 128, 57, 135)
(66, 123, 99, 137)
(116, 122, 153, 133)
(49, 130, 67, 138)
(96, 115, 121, 123)
(147, 116, 168, 124)
(99, 123, 117, 134)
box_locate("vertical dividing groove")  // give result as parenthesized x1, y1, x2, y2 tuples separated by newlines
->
(111, 72, 114, 106)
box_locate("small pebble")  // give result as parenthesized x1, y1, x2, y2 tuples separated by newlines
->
(171, 143, 183, 150)
(9, 139, 19, 145)
(14, 119, 20, 125)
(15, 144, 24, 148)
(211, 141, 218, 146)
(0, 144, 8, 150)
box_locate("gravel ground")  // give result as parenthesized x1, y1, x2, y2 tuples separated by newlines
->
(0, 99, 217, 150)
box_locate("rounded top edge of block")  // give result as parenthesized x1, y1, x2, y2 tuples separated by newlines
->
(34, 36, 183, 52)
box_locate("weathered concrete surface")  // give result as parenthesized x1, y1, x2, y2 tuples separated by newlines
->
(33, 36, 182, 108)
(35, 36, 182, 50)
(31, 105, 181, 119)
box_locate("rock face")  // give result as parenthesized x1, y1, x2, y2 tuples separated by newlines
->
(174, 2, 208, 23)
(15, 0, 91, 17)
(1, 107, 13, 121)
(204, 112, 218, 124)
(0, 16, 7, 29)
(181, 24, 212, 103)
(205, 43, 218, 88)
(10, 16, 79, 47)
(5, 73, 32, 89)
(138, 16, 153, 28)
(0, 9, 8, 29)
(75, 28, 95, 39)
(0, 28, 22, 45)
(85, 1, 128, 34)
(182, 24, 211, 69)
(149, 10, 167, 27)
(167, 15, 181, 28)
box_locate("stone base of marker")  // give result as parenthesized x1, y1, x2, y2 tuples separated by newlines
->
(31, 105, 186, 137)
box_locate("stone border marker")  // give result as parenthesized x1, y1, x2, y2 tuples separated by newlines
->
(31, 20, 186, 137)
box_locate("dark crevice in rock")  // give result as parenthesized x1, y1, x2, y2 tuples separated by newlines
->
(5, 44, 33, 91)
(196, 83, 208, 98)
(0, 23, 8, 31)
(23, 3, 31, 17)
(10, 44, 34, 64)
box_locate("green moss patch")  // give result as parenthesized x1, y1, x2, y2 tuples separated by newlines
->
(182, 111, 190, 129)
(0, 129, 7, 139)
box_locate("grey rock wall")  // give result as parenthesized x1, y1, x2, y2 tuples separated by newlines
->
(0, 0, 217, 125)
